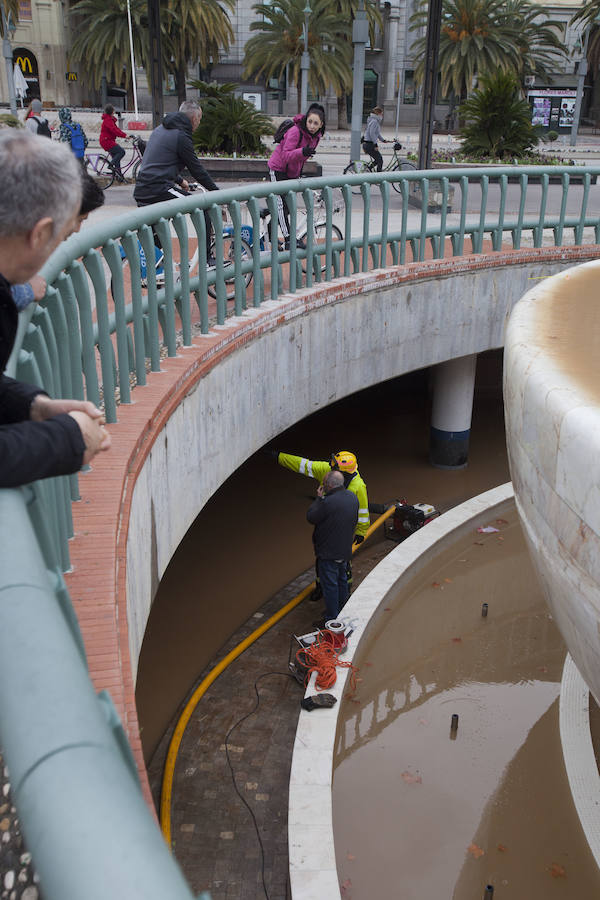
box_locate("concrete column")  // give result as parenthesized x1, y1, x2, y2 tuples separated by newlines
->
(430, 354, 477, 469)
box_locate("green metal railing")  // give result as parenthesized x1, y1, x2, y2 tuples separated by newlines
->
(1, 164, 599, 899)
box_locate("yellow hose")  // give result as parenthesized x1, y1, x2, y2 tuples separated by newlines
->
(159, 505, 396, 845)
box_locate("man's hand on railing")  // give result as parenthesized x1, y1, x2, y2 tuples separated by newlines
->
(68, 410, 111, 464)
(30, 396, 111, 464)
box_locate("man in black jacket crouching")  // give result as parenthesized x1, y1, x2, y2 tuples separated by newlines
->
(306, 470, 359, 623)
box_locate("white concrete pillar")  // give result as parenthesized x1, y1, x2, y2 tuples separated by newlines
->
(430, 354, 477, 469)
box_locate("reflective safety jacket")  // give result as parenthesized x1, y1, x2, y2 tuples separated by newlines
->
(278, 452, 370, 538)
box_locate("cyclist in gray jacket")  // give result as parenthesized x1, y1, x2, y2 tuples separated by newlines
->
(362, 106, 388, 172)
(134, 100, 218, 261)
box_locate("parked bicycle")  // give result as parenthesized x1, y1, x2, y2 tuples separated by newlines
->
(85, 136, 146, 190)
(343, 140, 416, 194)
(119, 184, 344, 302)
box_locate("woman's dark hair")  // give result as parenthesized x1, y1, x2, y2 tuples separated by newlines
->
(302, 103, 326, 136)
(79, 170, 105, 216)
(104, 104, 115, 116)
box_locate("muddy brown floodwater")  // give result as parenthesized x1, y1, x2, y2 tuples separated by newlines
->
(333, 501, 600, 899)
(136, 352, 510, 762)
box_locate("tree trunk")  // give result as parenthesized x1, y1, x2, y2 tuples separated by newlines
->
(337, 93, 349, 130)
(176, 61, 187, 106)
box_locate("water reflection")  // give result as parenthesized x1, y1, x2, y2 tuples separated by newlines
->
(333, 504, 600, 899)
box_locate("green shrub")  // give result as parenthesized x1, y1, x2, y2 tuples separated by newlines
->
(459, 73, 542, 159)
(0, 113, 23, 129)
(188, 80, 274, 156)
(545, 130, 559, 142)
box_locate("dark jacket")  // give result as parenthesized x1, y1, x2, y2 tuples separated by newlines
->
(306, 485, 359, 561)
(0, 273, 85, 488)
(133, 112, 218, 203)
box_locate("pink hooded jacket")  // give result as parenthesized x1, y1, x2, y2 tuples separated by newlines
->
(268, 114, 322, 179)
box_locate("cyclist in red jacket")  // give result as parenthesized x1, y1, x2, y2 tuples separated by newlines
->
(100, 104, 128, 182)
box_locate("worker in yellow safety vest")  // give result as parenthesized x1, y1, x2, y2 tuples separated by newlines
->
(277, 450, 370, 542)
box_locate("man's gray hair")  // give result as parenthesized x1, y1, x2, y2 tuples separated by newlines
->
(179, 100, 202, 118)
(324, 470, 344, 491)
(0, 130, 82, 238)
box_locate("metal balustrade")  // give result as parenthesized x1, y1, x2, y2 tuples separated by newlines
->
(1, 165, 599, 899)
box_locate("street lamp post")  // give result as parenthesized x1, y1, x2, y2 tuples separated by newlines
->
(1, 1, 17, 116)
(350, 0, 368, 164)
(570, 28, 590, 147)
(418, 0, 442, 170)
(300, 1, 310, 113)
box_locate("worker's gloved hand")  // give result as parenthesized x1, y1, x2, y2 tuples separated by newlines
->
(262, 448, 279, 460)
(353, 535, 365, 545)
(302, 146, 315, 157)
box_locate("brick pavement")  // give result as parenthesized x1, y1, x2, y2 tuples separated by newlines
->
(146, 542, 393, 900)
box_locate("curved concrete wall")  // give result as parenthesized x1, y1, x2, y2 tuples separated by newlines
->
(124, 250, 594, 676)
(504, 258, 600, 706)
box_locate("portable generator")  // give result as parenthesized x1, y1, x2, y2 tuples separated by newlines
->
(384, 500, 440, 541)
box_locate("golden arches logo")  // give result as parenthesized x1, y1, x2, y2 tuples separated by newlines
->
(15, 57, 32, 73)
(66, 71, 77, 81)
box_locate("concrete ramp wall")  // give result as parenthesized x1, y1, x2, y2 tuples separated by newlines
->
(124, 250, 593, 677)
(504, 258, 600, 705)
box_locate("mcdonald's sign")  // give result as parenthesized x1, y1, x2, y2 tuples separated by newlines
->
(15, 56, 32, 74)
(66, 72, 77, 82)
(12, 47, 38, 80)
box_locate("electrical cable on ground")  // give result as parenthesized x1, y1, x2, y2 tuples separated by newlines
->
(160, 505, 395, 846)
(224, 671, 296, 900)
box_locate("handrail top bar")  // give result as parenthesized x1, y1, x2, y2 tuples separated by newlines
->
(41, 164, 600, 285)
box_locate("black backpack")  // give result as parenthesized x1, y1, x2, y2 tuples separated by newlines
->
(273, 119, 294, 143)
(33, 116, 52, 139)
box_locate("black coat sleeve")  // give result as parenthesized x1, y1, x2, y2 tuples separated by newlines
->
(306, 497, 326, 525)
(177, 132, 218, 191)
(0, 413, 86, 488)
(0, 375, 43, 424)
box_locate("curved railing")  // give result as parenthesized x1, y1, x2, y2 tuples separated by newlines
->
(1, 165, 599, 899)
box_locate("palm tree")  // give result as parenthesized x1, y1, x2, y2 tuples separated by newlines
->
(502, 0, 566, 83)
(410, 0, 521, 99)
(0, 0, 19, 37)
(69, 0, 170, 90)
(459, 71, 542, 157)
(165, 0, 235, 105)
(243, 0, 353, 113)
(410, 0, 566, 100)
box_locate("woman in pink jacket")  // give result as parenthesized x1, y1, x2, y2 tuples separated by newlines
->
(99, 104, 128, 182)
(267, 103, 325, 248)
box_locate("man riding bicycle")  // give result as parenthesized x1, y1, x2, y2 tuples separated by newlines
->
(133, 100, 219, 264)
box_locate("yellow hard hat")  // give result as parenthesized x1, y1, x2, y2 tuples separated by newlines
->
(332, 450, 358, 473)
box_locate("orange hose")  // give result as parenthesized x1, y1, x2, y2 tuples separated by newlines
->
(296, 630, 359, 692)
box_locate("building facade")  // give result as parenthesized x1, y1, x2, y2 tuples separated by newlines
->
(0, 0, 593, 129)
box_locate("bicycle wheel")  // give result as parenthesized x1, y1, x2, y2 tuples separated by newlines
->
(131, 160, 141, 183)
(302, 223, 343, 274)
(343, 161, 370, 195)
(93, 155, 115, 190)
(391, 160, 416, 194)
(207, 235, 253, 300)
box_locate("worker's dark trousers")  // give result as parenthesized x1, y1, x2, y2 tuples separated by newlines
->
(318, 558, 349, 620)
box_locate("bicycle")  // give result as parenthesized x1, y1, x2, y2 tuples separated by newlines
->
(343, 140, 416, 194)
(240, 186, 344, 278)
(118, 184, 343, 304)
(85, 136, 146, 190)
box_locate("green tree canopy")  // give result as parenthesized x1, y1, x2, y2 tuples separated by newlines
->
(69, 0, 234, 100)
(243, 0, 353, 110)
(0, 0, 20, 37)
(410, 0, 565, 99)
(459, 71, 541, 157)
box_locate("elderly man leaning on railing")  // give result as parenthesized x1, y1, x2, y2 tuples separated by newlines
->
(0, 130, 110, 488)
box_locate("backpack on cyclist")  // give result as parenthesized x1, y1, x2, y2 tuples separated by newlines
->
(33, 116, 52, 139)
(273, 119, 294, 143)
(64, 121, 86, 159)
